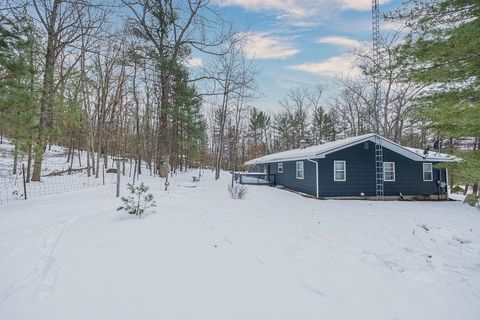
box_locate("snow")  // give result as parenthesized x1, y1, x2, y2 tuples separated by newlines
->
(245, 133, 460, 165)
(403, 146, 460, 162)
(0, 168, 479, 320)
(449, 192, 467, 202)
(0, 140, 115, 204)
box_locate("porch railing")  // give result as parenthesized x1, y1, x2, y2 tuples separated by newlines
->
(234, 172, 276, 185)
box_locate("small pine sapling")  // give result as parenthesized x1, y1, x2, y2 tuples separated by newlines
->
(117, 183, 156, 217)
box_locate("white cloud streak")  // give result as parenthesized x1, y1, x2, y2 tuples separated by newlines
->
(316, 36, 362, 48)
(186, 57, 203, 67)
(288, 54, 360, 77)
(243, 32, 299, 60)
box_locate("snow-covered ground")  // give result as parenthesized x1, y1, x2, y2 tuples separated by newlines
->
(0, 169, 479, 320)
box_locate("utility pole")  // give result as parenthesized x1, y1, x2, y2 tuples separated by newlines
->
(372, 0, 382, 135)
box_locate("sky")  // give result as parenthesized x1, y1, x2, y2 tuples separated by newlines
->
(195, 0, 402, 111)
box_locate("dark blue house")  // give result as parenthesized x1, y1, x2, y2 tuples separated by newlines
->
(244, 134, 459, 200)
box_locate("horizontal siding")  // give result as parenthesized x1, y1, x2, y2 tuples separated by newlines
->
(318, 141, 446, 197)
(249, 141, 447, 198)
(319, 141, 376, 197)
(270, 159, 317, 196)
(382, 148, 445, 196)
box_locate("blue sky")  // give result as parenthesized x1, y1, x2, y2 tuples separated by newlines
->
(198, 0, 402, 111)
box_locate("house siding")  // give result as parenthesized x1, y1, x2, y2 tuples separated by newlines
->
(249, 141, 447, 198)
(318, 141, 446, 197)
(268, 159, 317, 195)
(381, 148, 446, 196)
(318, 142, 376, 197)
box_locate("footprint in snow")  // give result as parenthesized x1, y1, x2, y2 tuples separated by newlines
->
(301, 283, 328, 298)
(251, 253, 268, 266)
(453, 236, 473, 244)
(224, 237, 234, 245)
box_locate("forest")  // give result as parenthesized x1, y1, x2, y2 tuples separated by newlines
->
(0, 0, 479, 193)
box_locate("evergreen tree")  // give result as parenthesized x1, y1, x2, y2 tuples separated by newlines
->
(311, 106, 325, 144)
(388, 0, 480, 190)
(117, 183, 156, 217)
(170, 65, 207, 169)
(0, 14, 39, 174)
(319, 111, 337, 142)
(248, 107, 269, 158)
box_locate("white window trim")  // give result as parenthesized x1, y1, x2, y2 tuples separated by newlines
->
(423, 163, 433, 181)
(296, 161, 304, 180)
(334, 160, 346, 182)
(383, 162, 395, 182)
(278, 162, 283, 173)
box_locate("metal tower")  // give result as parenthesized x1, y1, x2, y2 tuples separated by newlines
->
(372, 0, 384, 198)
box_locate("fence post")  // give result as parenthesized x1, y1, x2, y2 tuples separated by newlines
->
(165, 171, 169, 191)
(22, 164, 27, 200)
(22, 163, 27, 200)
(116, 160, 121, 197)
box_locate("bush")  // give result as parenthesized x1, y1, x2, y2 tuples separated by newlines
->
(451, 185, 464, 194)
(228, 184, 247, 200)
(117, 183, 156, 217)
(464, 194, 479, 208)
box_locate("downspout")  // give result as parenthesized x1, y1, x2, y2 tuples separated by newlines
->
(307, 158, 319, 198)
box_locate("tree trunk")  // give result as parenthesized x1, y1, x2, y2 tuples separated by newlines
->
(26, 140, 32, 183)
(12, 141, 18, 175)
(31, 3, 59, 181)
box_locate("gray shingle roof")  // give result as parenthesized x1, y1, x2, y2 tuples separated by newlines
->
(245, 134, 460, 165)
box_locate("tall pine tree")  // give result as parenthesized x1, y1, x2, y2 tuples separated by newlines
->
(0, 14, 39, 174)
(389, 0, 480, 192)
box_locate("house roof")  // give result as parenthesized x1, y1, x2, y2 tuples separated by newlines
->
(245, 133, 460, 165)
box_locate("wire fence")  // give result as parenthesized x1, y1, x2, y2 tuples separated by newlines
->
(0, 141, 156, 206)
(0, 167, 118, 205)
(0, 145, 120, 205)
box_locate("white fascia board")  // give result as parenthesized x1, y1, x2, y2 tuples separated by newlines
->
(246, 154, 317, 165)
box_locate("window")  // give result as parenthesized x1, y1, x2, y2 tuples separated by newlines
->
(334, 161, 346, 181)
(423, 163, 433, 181)
(296, 161, 304, 179)
(383, 162, 395, 181)
(278, 163, 283, 173)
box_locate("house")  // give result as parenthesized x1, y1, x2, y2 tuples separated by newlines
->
(244, 133, 459, 200)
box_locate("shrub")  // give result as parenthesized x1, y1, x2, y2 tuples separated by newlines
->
(451, 185, 464, 194)
(117, 183, 156, 217)
(228, 184, 247, 200)
(464, 194, 479, 208)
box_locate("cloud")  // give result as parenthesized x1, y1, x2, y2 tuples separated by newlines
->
(243, 32, 299, 60)
(338, 0, 390, 11)
(219, 0, 308, 18)
(186, 57, 203, 67)
(316, 36, 362, 48)
(288, 54, 360, 77)
(382, 20, 406, 31)
(219, 0, 392, 21)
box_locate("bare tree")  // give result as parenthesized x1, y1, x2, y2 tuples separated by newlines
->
(279, 88, 311, 147)
(122, 0, 228, 173)
(30, 0, 107, 181)
(353, 28, 425, 142)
